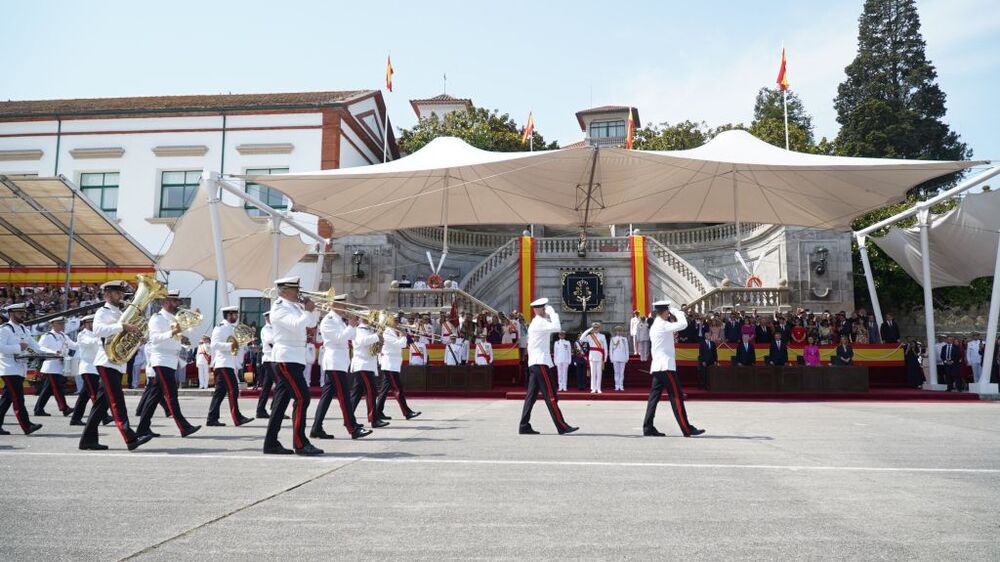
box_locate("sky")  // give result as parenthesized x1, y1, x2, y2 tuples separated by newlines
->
(4, 0, 998, 164)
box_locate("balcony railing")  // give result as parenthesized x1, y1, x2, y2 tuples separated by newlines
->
(387, 287, 498, 315)
(687, 287, 791, 314)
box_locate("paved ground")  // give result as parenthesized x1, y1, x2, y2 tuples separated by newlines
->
(1, 394, 998, 561)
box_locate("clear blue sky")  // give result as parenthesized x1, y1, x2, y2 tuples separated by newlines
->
(5, 0, 997, 163)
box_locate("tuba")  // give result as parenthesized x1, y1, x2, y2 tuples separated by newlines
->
(105, 274, 168, 364)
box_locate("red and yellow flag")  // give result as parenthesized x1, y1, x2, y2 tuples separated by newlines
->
(521, 112, 535, 144)
(629, 235, 649, 315)
(385, 55, 394, 92)
(518, 235, 535, 319)
(625, 107, 635, 149)
(776, 48, 789, 91)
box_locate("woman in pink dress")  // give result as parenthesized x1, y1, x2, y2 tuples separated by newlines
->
(803, 336, 822, 366)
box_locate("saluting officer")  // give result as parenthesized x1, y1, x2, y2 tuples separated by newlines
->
(69, 315, 113, 426)
(311, 294, 372, 440)
(255, 312, 275, 419)
(34, 316, 78, 417)
(79, 280, 154, 451)
(0, 303, 43, 436)
(135, 290, 201, 439)
(349, 316, 387, 428)
(644, 300, 705, 437)
(264, 277, 323, 455)
(374, 324, 420, 423)
(206, 305, 253, 427)
(519, 298, 578, 435)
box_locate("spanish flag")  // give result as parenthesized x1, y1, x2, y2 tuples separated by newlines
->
(776, 48, 789, 91)
(385, 55, 394, 92)
(625, 107, 635, 149)
(521, 112, 535, 144)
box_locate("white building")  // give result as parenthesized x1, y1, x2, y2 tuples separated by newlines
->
(0, 90, 398, 330)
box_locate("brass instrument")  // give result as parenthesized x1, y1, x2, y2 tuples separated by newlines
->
(105, 274, 167, 364)
(228, 323, 255, 355)
(171, 308, 203, 339)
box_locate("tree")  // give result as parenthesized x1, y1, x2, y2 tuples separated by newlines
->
(397, 107, 558, 155)
(632, 120, 745, 151)
(834, 0, 969, 195)
(748, 87, 834, 154)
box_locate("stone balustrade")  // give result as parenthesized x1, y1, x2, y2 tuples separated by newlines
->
(387, 287, 498, 315)
(687, 287, 791, 314)
(460, 238, 518, 295)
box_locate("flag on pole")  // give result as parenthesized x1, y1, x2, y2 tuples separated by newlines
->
(521, 112, 535, 145)
(385, 56, 394, 92)
(625, 107, 636, 149)
(776, 48, 789, 91)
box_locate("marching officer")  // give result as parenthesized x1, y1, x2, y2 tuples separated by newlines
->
(0, 303, 43, 435)
(79, 280, 154, 451)
(311, 295, 372, 440)
(34, 316, 77, 416)
(349, 315, 387, 428)
(206, 305, 253, 427)
(255, 312, 275, 418)
(643, 300, 705, 437)
(374, 323, 420, 423)
(69, 315, 112, 426)
(519, 298, 577, 435)
(135, 290, 201, 438)
(264, 277, 322, 455)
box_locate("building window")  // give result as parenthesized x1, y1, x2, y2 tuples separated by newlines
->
(159, 170, 201, 217)
(80, 172, 119, 218)
(589, 120, 626, 139)
(244, 167, 289, 217)
(239, 297, 270, 338)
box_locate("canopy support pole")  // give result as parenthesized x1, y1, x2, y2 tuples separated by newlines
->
(63, 192, 76, 311)
(216, 177, 326, 245)
(580, 147, 600, 231)
(856, 235, 884, 327)
(270, 216, 281, 284)
(917, 209, 944, 390)
(205, 173, 229, 314)
(733, 166, 741, 253)
(970, 228, 1000, 394)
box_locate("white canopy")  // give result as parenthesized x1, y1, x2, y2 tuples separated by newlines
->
(872, 189, 1000, 288)
(158, 184, 312, 291)
(248, 131, 984, 236)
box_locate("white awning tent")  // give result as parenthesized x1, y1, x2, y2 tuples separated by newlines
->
(247, 131, 983, 236)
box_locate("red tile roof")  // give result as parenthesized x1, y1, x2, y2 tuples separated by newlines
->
(409, 94, 474, 117)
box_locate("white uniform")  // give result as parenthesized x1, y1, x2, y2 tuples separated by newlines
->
(553, 339, 572, 391)
(649, 309, 688, 373)
(527, 307, 560, 368)
(966, 339, 984, 382)
(319, 312, 353, 372)
(473, 341, 494, 366)
(631, 316, 650, 361)
(210, 321, 240, 370)
(38, 330, 78, 375)
(76, 329, 101, 376)
(610, 335, 629, 390)
(147, 309, 185, 369)
(378, 327, 407, 372)
(580, 329, 608, 393)
(130, 345, 146, 388)
(0, 321, 41, 377)
(195, 342, 211, 388)
(349, 325, 380, 373)
(408, 341, 428, 366)
(260, 324, 275, 364)
(444, 340, 464, 366)
(269, 297, 319, 366)
(93, 303, 128, 373)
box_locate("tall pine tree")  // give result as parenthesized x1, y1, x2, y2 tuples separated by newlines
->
(834, 0, 969, 195)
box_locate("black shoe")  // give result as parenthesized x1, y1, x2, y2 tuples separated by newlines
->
(137, 431, 161, 439)
(25, 423, 43, 435)
(558, 426, 579, 435)
(69, 419, 85, 426)
(405, 411, 422, 420)
(79, 442, 108, 451)
(34, 410, 51, 417)
(372, 420, 390, 428)
(0, 427, 10, 435)
(380, 415, 393, 420)
(519, 426, 540, 435)
(295, 444, 324, 456)
(310, 430, 335, 440)
(61, 408, 73, 417)
(685, 427, 706, 437)
(643, 428, 666, 437)
(263, 443, 294, 455)
(102, 415, 114, 425)
(351, 428, 373, 439)
(206, 420, 226, 427)
(181, 425, 201, 438)
(127, 434, 154, 451)
(235, 416, 254, 426)
(256, 411, 270, 419)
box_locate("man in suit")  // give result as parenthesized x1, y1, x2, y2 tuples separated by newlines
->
(735, 334, 755, 366)
(864, 312, 881, 344)
(880, 314, 900, 344)
(941, 336, 963, 391)
(697, 337, 718, 389)
(767, 331, 789, 366)
(832, 340, 854, 366)
(724, 314, 741, 344)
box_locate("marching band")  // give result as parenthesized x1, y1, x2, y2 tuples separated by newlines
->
(0, 274, 708, 455)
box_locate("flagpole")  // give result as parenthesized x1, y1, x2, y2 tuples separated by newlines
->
(783, 89, 789, 150)
(383, 53, 391, 163)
